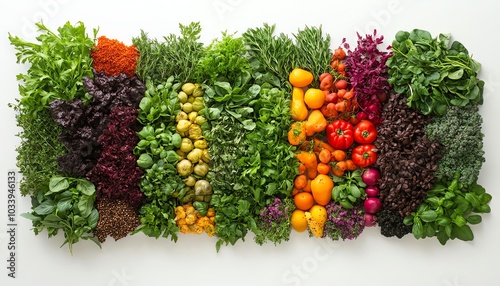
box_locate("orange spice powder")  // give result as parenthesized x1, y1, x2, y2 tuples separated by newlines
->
(91, 36, 138, 77)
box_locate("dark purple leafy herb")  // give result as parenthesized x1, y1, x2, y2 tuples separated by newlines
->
(376, 209, 411, 238)
(83, 70, 145, 112)
(87, 106, 144, 209)
(374, 93, 443, 217)
(49, 71, 145, 177)
(344, 31, 391, 125)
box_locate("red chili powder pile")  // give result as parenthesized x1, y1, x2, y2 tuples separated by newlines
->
(91, 36, 138, 77)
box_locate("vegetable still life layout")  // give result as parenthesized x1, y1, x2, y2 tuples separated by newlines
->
(7, 21, 491, 254)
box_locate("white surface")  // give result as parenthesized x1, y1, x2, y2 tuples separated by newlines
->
(1, 1, 499, 285)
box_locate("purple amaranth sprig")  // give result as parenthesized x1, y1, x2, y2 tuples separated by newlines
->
(254, 197, 295, 246)
(343, 30, 392, 125)
(323, 201, 365, 241)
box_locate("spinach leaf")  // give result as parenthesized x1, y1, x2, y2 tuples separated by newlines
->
(388, 29, 484, 115)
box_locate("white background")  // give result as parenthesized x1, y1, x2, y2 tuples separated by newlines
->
(1, 0, 500, 285)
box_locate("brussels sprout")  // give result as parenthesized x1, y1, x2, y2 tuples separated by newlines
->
(176, 149, 186, 159)
(192, 84, 204, 97)
(201, 149, 210, 163)
(195, 115, 207, 126)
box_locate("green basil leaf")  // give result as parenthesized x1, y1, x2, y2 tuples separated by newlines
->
(77, 195, 95, 218)
(436, 217, 451, 226)
(87, 209, 99, 229)
(466, 215, 482, 225)
(453, 215, 467, 227)
(412, 218, 424, 239)
(452, 225, 474, 242)
(34, 200, 56, 215)
(21, 212, 41, 221)
(403, 215, 414, 226)
(350, 185, 361, 198)
(420, 210, 438, 222)
(76, 179, 96, 196)
(48, 176, 70, 195)
(424, 223, 435, 237)
(57, 197, 72, 212)
(437, 229, 449, 245)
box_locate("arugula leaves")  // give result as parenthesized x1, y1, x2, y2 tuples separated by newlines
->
(387, 29, 484, 115)
(21, 176, 100, 254)
(9, 21, 97, 118)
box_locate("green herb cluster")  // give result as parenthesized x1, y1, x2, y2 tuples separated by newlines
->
(404, 173, 492, 245)
(21, 176, 100, 254)
(425, 105, 485, 186)
(9, 22, 97, 196)
(133, 22, 204, 84)
(243, 24, 298, 85)
(332, 170, 367, 209)
(387, 29, 484, 115)
(133, 77, 184, 240)
(9, 21, 96, 117)
(199, 30, 297, 250)
(12, 108, 66, 196)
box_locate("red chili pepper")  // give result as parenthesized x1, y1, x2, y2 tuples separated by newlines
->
(353, 120, 377, 144)
(351, 144, 377, 168)
(326, 119, 354, 150)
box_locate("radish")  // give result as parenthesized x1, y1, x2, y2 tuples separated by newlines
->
(361, 167, 380, 186)
(364, 197, 382, 214)
(364, 213, 376, 227)
(365, 186, 379, 197)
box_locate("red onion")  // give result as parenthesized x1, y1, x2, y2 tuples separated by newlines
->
(364, 197, 382, 214)
(365, 186, 379, 197)
(364, 213, 377, 227)
(362, 167, 380, 186)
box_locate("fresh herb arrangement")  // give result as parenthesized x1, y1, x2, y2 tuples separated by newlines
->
(8, 22, 491, 253)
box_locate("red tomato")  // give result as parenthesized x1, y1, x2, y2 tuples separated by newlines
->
(353, 120, 377, 144)
(326, 119, 354, 150)
(351, 144, 377, 168)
